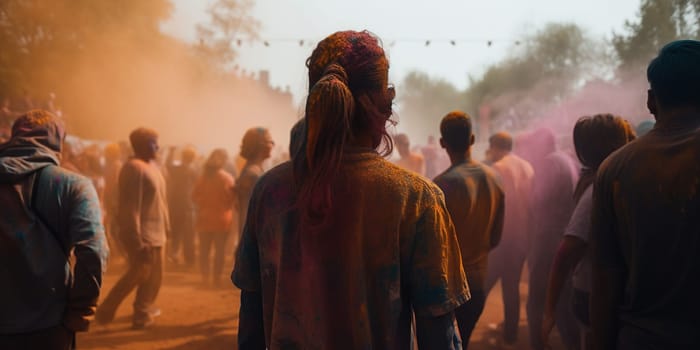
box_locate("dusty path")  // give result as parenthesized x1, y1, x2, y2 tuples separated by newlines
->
(79, 262, 566, 350)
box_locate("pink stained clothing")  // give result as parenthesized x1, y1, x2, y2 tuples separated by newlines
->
(192, 169, 235, 233)
(490, 153, 534, 251)
(233, 152, 469, 349)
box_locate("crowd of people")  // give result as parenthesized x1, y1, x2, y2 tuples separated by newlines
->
(0, 31, 699, 350)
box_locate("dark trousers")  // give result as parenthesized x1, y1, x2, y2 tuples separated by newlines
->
(170, 213, 195, 265)
(199, 232, 228, 282)
(617, 326, 698, 350)
(527, 255, 580, 350)
(485, 243, 527, 344)
(455, 289, 486, 349)
(96, 247, 164, 324)
(0, 325, 75, 350)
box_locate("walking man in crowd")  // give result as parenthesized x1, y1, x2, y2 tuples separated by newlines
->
(96, 128, 169, 329)
(484, 131, 534, 347)
(0, 110, 108, 349)
(591, 39, 700, 350)
(433, 111, 505, 348)
(394, 133, 425, 175)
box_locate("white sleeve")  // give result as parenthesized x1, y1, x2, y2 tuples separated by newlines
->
(563, 186, 594, 242)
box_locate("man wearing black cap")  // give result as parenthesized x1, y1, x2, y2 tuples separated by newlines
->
(591, 40, 700, 350)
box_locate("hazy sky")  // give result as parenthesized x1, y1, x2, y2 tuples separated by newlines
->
(162, 0, 641, 103)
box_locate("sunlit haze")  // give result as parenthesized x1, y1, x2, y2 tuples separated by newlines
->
(163, 0, 640, 103)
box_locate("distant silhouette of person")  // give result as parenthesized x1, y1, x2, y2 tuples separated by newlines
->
(483, 131, 534, 347)
(97, 128, 169, 329)
(591, 40, 700, 350)
(434, 111, 505, 349)
(394, 133, 425, 175)
(165, 146, 197, 266)
(103, 143, 124, 262)
(193, 149, 235, 286)
(541, 114, 635, 350)
(233, 30, 468, 349)
(422, 135, 445, 178)
(234, 128, 274, 238)
(520, 128, 580, 350)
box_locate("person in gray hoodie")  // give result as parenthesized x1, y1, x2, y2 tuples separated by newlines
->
(0, 110, 108, 350)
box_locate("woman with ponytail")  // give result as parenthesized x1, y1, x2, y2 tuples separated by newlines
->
(541, 114, 635, 349)
(233, 30, 468, 349)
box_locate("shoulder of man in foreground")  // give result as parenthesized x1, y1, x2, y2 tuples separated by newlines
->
(380, 156, 446, 198)
(40, 164, 108, 332)
(41, 164, 106, 244)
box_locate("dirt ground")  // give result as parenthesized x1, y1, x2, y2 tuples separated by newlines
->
(79, 259, 566, 350)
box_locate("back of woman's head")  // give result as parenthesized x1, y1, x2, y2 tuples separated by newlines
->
(573, 114, 635, 170)
(296, 30, 394, 227)
(205, 148, 228, 173)
(573, 114, 636, 201)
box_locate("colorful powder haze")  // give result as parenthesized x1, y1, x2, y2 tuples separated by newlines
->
(3, 1, 695, 349)
(14, 0, 648, 156)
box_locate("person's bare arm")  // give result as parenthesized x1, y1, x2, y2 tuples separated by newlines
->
(542, 236, 586, 345)
(117, 163, 144, 253)
(165, 146, 176, 173)
(490, 187, 505, 250)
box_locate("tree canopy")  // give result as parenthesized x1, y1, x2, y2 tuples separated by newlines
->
(613, 0, 700, 71)
(0, 0, 173, 96)
(196, 0, 260, 67)
(398, 22, 607, 139)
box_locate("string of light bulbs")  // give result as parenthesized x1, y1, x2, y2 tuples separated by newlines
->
(226, 38, 522, 48)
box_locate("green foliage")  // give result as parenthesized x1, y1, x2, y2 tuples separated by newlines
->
(612, 0, 700, 71)
(399, 23, 609, 135)
(465, 23, 602, 113)
(397, 71, 463, 140)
